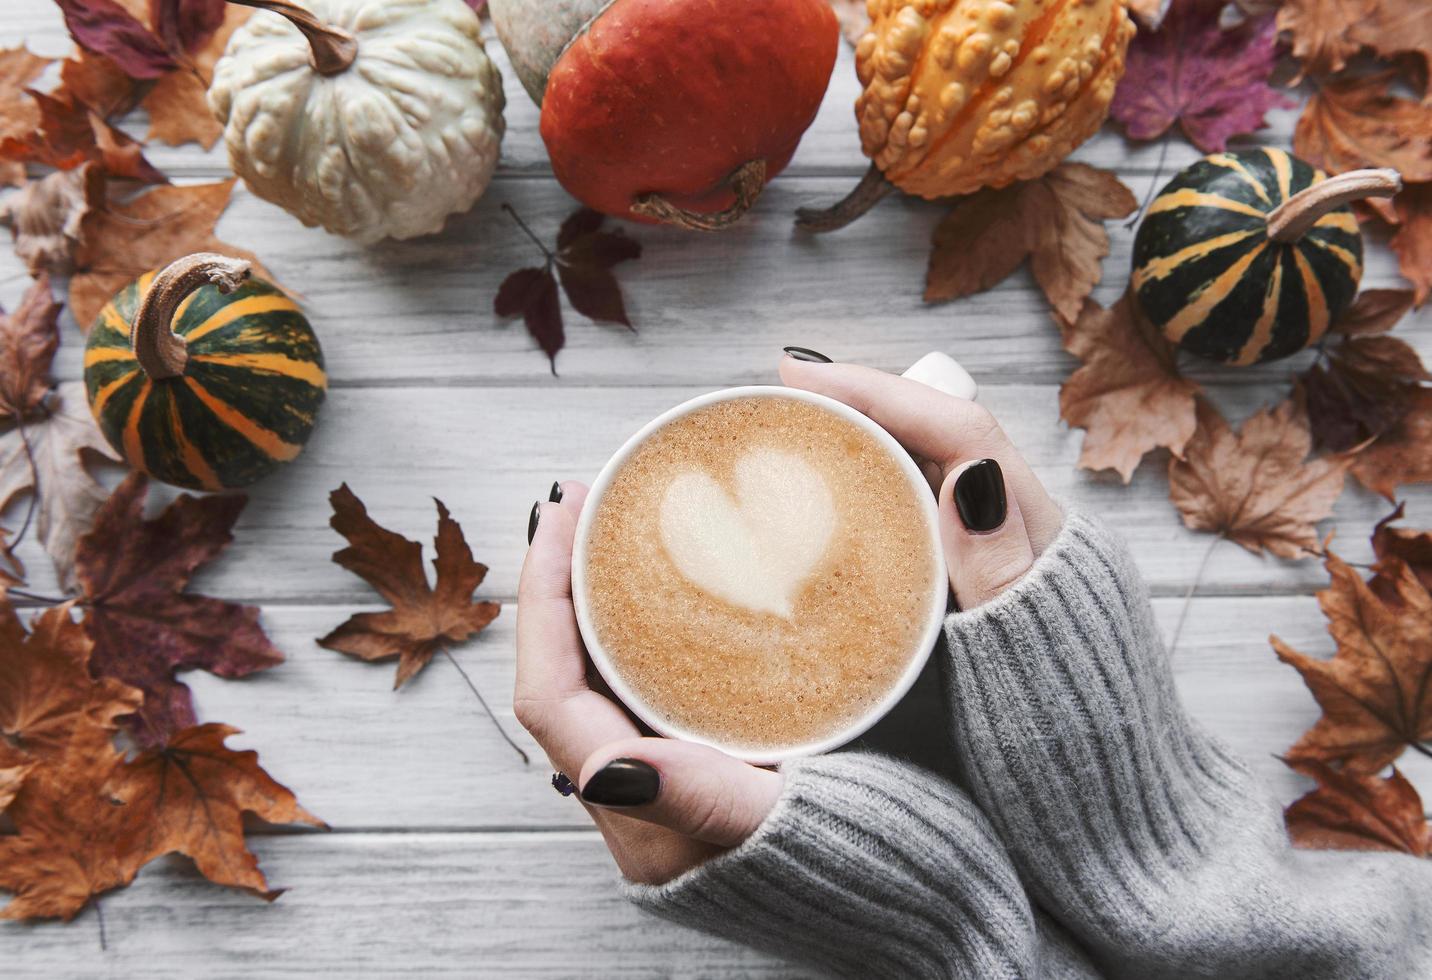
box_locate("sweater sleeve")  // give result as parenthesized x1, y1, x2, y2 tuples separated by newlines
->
(623, 751, 1102, 980)
(943, 511, 1432, 980)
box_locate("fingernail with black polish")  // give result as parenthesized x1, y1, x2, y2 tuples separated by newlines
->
(548, 481, 564, 503)
(526, 501, 540, 545)
(580, 758, 660, 808)
(783, 346, 832, 363)
(953, 458, 1007, 533)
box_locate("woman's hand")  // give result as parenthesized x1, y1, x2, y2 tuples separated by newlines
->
(779, 355, 1064, 607)
(515, 481, 783, 885)
(514, 353, 1061, 885)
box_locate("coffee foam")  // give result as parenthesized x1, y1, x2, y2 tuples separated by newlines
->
(584, 395, 940, 753)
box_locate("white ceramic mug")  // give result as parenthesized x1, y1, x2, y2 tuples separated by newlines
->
(571, 353, 978, 764)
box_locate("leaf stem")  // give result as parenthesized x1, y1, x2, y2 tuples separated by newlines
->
(1411, 741, 1432, 761)
(501, 204, 554, 263)
(7, 588, 66, 605)
(95, 897, 107, 952)
(439, 646, 530, 765)
(1125, 132, 1171, 230)
(1168, 532, 1222, 657)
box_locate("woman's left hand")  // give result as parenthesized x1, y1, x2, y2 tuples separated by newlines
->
(514, 482, 784, 885)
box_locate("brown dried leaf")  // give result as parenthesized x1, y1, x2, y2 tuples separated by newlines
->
(1272, 550, 1432, 771)
(0, 275, 61, 423)
(320, 484, 501, 689)
(1300, 334, 1431, 451)
(0, 88, 166, 186)
(68, 178, 265, 329)
(1332, 288, 1416, 336)
(1388, 182, 1432, 306)
(0, 381, 122, 589)
(141, 7, 252, 148)
(54, 51, 140, 119)
(1277, 0, 1379, 78)
(1370, 502, 1432, 598)
(1349, 387, 1432, 499)
(927, 164, 1136, 324)
(1294, 73, 1432, 184)
(0, 164, 105, 278)
(1348, 0, 1432, 93)
(1284, 758, 1430, 856)
(1169, 397, 1347, 558)
(1059, 292, 1200, 482)
(0, 760, 31, 811)
(0, 47, 51, 186)
(76, 473, 285, 748)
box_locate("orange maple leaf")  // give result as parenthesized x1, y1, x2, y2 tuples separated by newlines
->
(1284, 758, 1430, 857)
(320, 485, 502, 689)
(1059, 291, 1200, 482)
(1169, 397, 1348, 558)
(1272, 551, 1432, 772)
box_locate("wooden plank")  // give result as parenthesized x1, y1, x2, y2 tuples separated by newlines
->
(147, 597, 1430, 833)
(10, 177, 1421, 389)
(3, 9, 1297, 180)
(0, 831, 812, 978)
(1, 384, 1424, 602)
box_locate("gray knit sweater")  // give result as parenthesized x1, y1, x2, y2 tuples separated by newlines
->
(625, 512, 1432, 978)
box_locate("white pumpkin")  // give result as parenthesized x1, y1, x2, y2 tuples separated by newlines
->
(208, 0, 505, 244)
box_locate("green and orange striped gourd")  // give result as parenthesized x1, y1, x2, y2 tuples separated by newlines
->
(1132, 149, 1402, 366)
(84, 253, 326, 490)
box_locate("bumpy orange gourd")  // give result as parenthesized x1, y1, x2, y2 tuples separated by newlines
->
(803, 0, 1135, 229)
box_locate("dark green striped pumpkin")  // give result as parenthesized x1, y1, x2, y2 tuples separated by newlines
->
(1132, 148, 1363, 366)
(84, 268, 326, 491)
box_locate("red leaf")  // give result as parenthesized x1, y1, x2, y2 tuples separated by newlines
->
(149, 0, 227, 56)
(557, 263, 632, 328)
(55, 0, 176, 80)
(1111, 0, 1292, 152)
(0, 88, 166, 184)
(74, 474, 284, 748)
(556, 207, 605, 251)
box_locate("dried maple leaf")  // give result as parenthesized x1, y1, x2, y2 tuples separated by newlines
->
(1277, 0, 1379, 78)
(1059, 292, 1200, 482)
(1272, 550, 1432, 771)
(0, 275, 61, 423)
(0, 164, 105, 278)
(1348, 1, 1432, 93)
(1293, 74, 1432, 186)
(1111, 0, 1292, 152)
(74, 473, 284, 748)
(320, 484, 501, 689)
(1300, 334, 1430, 452)
(55, 0, 178, 79)
(106, 723, 324, 897)
(0, 87, 166, 185)
(494, 205, 642, 373)
(1331, 287, 1416, 337)
(0, 760, 30, 810)
(926, 164, 1137, 324)
(1350, 387, 1432, 499)
(54, 51, 140, 119)
(1284, 758, 1430, 857)
(0, 601, 140, 765)
(1371, 502, 1432, 598)
(0, 47, 51, 186)
(142, 6, 252, 149)
(1388, 182, 1432, 306)
(0, 381, 120, 589)
(68, 178, 265, 329)
(1169, 397, 1348, 558)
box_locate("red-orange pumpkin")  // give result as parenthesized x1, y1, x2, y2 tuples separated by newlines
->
(489, 0, 839, 230)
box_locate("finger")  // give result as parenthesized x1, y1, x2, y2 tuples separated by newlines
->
(577, 737, 784, 848)
(514, 482, 641, 774)
(779, 356, 1062, 553)
(941, 458, 1036, 608)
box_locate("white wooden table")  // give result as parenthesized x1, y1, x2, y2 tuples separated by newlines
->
(4, 6, 1429, 976)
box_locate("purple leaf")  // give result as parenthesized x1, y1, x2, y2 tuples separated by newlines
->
(557, 262, 632, 329)
(494, 266, 564, 373)
(563, 229, 642, 270)
(556, 207, 605, 251)
(150, 0, 227, 56)
(494, 266, 550, 318)
(56, 0, 177, 80)
(1110, 0, 1292, 152)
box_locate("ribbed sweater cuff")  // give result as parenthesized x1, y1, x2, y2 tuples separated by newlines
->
(623, 752, 1079, 979)
(943, 512, 1252, 917)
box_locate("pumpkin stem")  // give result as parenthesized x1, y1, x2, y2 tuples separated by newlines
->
(793, 163, 896, 233)
(228, 0, 358, 76)
(132, 253, 252, 381)
(1265, 168, 1402, 242)
(630, 159, 767, 232)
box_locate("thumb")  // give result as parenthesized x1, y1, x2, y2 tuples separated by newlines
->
(577, 737, 784, 848)
(942, 457, 1036, 609)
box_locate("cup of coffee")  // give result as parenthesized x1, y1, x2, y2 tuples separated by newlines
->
(572, 354, 976, 764)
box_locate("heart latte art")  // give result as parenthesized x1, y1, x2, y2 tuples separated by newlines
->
(659, 450, 834, 618)
(583, 395, 940, 754)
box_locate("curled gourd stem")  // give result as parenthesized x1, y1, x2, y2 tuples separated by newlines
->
(1265, 168, 1402, 242)
(131, 253, 252, 380)
(229, 0, 357, 76)
(794, 163, 897, 234)
(631, 159, 767, 232)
